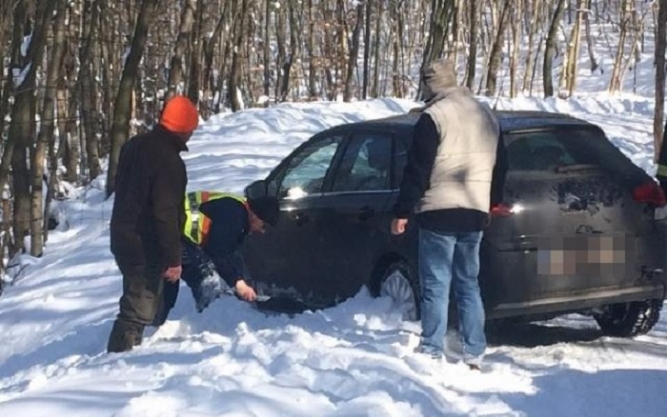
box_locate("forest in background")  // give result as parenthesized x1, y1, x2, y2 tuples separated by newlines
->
(0, 0, 666, 275)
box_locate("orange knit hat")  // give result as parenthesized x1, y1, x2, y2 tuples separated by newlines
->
(160, 95, 199, 133)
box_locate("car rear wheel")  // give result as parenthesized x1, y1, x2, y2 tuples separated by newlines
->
(593, 299, 663, 337)
(378, 262, 420, 321)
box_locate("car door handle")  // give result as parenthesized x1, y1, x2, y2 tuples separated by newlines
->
(359, 206, 374, 221)
(293, 212, 309, 226)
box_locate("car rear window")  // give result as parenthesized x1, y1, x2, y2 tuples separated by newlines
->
(506, 126, 647, 183)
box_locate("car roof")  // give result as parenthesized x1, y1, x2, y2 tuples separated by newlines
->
(336, 110, 597, 134)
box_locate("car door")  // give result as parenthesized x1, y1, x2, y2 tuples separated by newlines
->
(242, 132, 347, 305)
(307, 130, 396, 303)
(483, 126, 644, 314)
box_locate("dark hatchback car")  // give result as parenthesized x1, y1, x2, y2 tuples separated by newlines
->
(242, 110, 667, 337)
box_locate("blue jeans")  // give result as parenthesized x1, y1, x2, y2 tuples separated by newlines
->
(418, 228, 486, 361)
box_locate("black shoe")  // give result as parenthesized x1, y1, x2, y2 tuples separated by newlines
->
(107, 320, 142, 353)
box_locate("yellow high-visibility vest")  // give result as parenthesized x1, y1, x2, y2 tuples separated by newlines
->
(183, 191, 245, 245)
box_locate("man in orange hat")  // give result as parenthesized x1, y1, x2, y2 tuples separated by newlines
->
(107, 95, 199, 353)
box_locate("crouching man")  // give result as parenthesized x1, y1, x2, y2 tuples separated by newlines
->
(151, 189, 279, 327)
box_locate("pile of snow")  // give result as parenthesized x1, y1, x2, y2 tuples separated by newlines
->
(0, 96, 666, 416)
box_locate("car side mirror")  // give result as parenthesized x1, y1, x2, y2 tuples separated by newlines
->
(244, 180, 268, 200)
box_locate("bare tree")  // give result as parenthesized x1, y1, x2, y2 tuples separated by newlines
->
(31, 0, 68, 256)
(166, 0, 196, 99)
(544, 0, 567, 97)
(7, 0, 56, 254)
(105, 0, 160, 198)
(654, 0, 667, 162)
(485, 0, 512, 97)
(523, 0, 543, 94)
(465, 0, 478, 90)
(79, 0, 103, 181)
(343, 3, 364, 102)
(187, 0, 205, 104)
(583, 0, 599, 72)
(362, 0, 372, 99)
(420, 0, 456, 96)
(228, 0, 250, 111)
(609, 0, 632, 93)
(509, 0, 523, 98)
(564, 0, 586, 97)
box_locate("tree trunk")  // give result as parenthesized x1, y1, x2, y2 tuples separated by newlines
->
(654, 0, 667, 162)
(307, 0, 318, 100)
(343, 4, 364, 102)
(565, 0, 586, 97)
(187, 0, 204, 104)
(46, 86, 70, 242)
(0, 0, 12, 155)
(509, 0, 523, 98)
(371, 0, 384, 97)
(105, 0, 160, 198)
(362, 0, 372, 99)
(522, 0, 541, 93)
(335, 0, 349, 100)
(450, 0, 461, 65)
(423, 0, 456, 65)
(485, 0, 512, 96)
(391, 0, 402, 97)
(100, 5, 116, 143)
(202, 7, 227, 118)
(31, 0, 67, 256)
(543, 0, 567, 97)
(166, 0, 196, 98)
(0, 0, 27, 203)
(280, 0, 299, 102)
(262, 0, 272, 103)
(215, 19, 233, 112)
(1, 191, 10, 274)
(465, 0, 478, 90)
(79, 0, 102, 181)
(584, 0, 599, 72)
(609, 0, 631, 93)
(274, 1, 286, 101)
(229, 0, 249, 112)
(7, 0, 56, 255)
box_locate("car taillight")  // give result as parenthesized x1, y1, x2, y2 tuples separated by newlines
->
(490, 203, 513, 217)
(632, 181, 666, 206)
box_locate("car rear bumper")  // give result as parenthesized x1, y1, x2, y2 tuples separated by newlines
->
(488, 284, 666, 319)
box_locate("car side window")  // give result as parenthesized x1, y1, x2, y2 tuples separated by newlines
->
(507, 131, 578, 171)
(331, 133, 392, 192)
(278, 135, 344, 199)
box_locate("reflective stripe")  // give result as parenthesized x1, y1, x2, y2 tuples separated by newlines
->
(183, 191, 245, 245)
(657, 164, 667, 178)
(188, 192, 200, 243)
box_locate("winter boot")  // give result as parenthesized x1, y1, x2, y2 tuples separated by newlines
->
(107, 320, 142, 353)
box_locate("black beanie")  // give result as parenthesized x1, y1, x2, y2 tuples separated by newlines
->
(247, 196, 279, 227)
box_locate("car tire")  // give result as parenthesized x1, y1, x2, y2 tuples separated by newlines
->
(593, 299, 663, 337)
(376, 261, 421, 321)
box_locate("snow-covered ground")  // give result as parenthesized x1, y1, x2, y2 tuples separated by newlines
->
(1, 95, 666, 416)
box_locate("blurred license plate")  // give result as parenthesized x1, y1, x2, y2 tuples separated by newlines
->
(537, 235, 632, 276)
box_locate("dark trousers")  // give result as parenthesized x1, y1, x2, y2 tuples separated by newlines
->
(107, 262, 163, 353)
